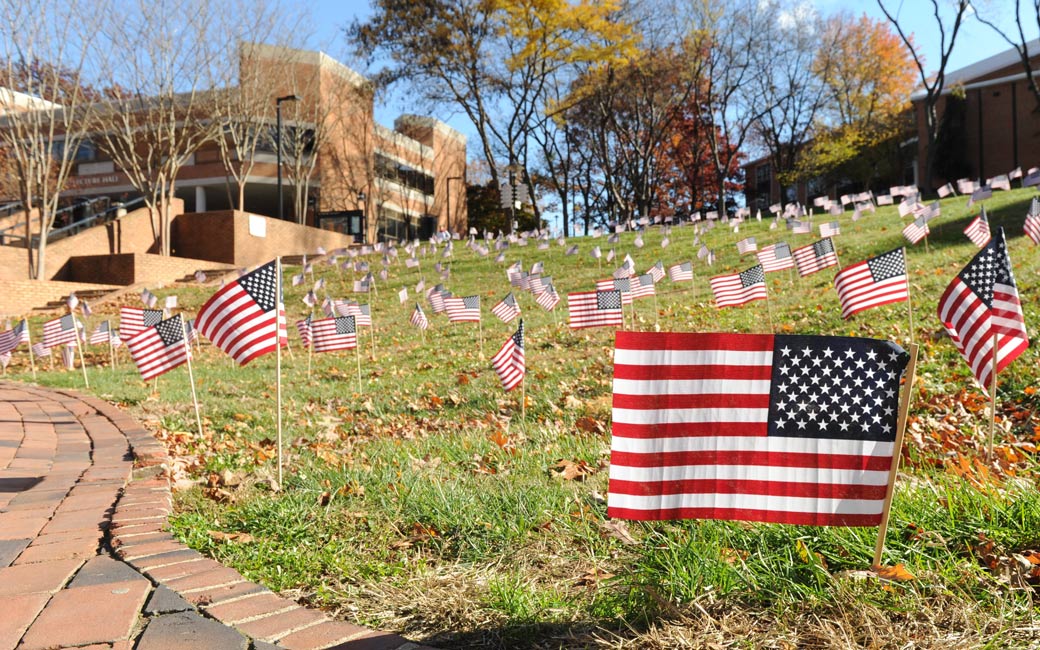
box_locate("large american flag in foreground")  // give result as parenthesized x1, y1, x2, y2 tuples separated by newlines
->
(491, 320, 525, 391)
(127, 314, 190, 381)
(793, 238, 838, 277)
(608, 331, 910, 526)
(937, 228, 1028, 392)
(568, 289, 623, 330)
(709, 265, 766, 308)
(833, 248, 909, 320)
(195, 260, 287, 365)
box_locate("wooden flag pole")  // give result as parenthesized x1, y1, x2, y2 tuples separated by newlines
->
(75, 324, 89, 388)
(307, 313, 314, 380)
(987, 333, 999, 459)
(23, 318, 37, 380)
(275, 257, 284, 488)
(180, 318, 204, 438)
(763, 297, 775, 333)
(902, 248, 915, 345)
(354, 342, 363, 394)
(652, 290, 659, 327)
(478, 318, 484, 357)
(872, 343, 919, 569)
(370, 307, 378, 361)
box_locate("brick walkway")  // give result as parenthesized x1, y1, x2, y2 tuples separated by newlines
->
(0, 383, 431, 650)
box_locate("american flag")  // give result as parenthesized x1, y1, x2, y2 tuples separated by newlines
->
(1025, 197, 1040, 245)
(608, 332, 910, 525)
(195, 260, 288, 366)
(902, 216, 930, 245)
(647, 261, 665, 283)
(710, 265, 767, 308)
(528, 275, 551, 295)
(819, 221, 841, 237)
(311, 315, 358, 353)
(89, 321, 115, 345)
(428, 286, 450, 314)
(42, 315, 79, 348)
(492, 292, 521, 323)
(353, 277, 371, 293)
(967, 185, 992, 208)
(598, 277, 633, 305)
(833, 248, 910, 320)
(668, 262, 693, 282)
(184, 318, 198, 344)
(937, 229, 1028, 393)
(630, 274, 656, 299)
(612, 260, 634, 279)
(793, 239, 838, 277)
(126, 314, 190, 381)
(491, 320, 525, 392)
(410, 303, 429, 330)
(756, 242, 794, 273)
(406, 257, 419, 269)
(1024, 168, 1040, 187)
(398, 287, 408, 304)
(120, 307, 164, 342)
(342, 302, 372, 327)
(989, 174, 1011, 191)
(591, 246, 602, 259)
(530, 261, 544, 275)
(963, 206, 991, 248)
(141, 288, 158, 308)
(32, 342, 50, 358)
(567, 289, 623, 330)
(296, 316, 312, 348)
(445, 295, 481, 323)
(536, 284, 560, 311)
(937, 182, 955, 198)
(736, 237, 757, 255)
(633, 234, 644, 248)
(0, 319, 29, 355)
(789, 220, 811, 234)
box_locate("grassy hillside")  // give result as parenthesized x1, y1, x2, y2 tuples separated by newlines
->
(8, 187, 1040, 648)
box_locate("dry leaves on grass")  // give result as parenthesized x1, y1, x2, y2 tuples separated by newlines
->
(207, 530, 255, 544)
(551, 459, 596, 481)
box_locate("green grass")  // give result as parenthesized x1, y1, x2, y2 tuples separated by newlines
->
(8, 187, 1040, 648)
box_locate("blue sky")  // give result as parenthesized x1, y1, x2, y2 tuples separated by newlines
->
(304, 0, 1039, 148)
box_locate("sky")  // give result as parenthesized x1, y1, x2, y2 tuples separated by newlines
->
(304, 0, 1039, 152)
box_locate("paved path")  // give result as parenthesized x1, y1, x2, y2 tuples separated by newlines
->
(0, 382, 430, 650)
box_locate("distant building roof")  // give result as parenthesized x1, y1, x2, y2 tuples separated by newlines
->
(910, 38, 1040, 101)
(0, 87, 62, 115)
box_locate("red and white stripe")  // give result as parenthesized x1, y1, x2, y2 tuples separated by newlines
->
(756, 244, 794, 273)
(792, 240, 838, 277)
(709, 268, 767, 308)
(491, 321, 525, 392)
(311, 317, 357, 353)
(833, 249, 909, 320)
(126, 316, 190, 381)
(567, 290, 623, 330)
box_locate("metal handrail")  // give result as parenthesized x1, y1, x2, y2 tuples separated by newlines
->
(0, 196, 146, 246)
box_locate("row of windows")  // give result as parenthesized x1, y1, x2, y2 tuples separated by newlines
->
(374, 153, 434, 195)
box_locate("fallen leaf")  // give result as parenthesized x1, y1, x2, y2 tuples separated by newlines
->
(575, 567, 615, 587)
(551, 459, 595, 481)
(207, 530, 255, 544)
(600, 520, 637, 545)
(873, 563, 916, 581)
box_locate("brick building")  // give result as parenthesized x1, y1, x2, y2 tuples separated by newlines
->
(56, 44, 467, 244)
(912, 38, 1040, 189)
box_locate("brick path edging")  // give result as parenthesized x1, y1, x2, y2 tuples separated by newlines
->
(35, 386, 429, 650)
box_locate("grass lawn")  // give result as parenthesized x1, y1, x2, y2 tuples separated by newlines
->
(8, 187, 1040, 648)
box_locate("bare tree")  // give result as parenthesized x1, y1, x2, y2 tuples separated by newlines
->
(974, 1, 1040, 112)
(92, 0, 228, 256)
(0, 0, 101, 279)
(878, 0, 970, 192)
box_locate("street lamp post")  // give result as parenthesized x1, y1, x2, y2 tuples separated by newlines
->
(445, 176, 462, 235)
(357, 190, 366, 244)
(275, 94, 299, 221)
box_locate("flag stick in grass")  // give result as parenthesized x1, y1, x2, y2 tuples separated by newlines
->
(872, 343, 919, 569)
(73, 317, 89, 388)
(23, 316, 37, 380)
(180, 318, 204, 438)
(355, 340, 363, 394)
(276, 257, 284, 488)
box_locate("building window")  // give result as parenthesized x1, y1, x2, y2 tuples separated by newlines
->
(375, 153, 434, 195)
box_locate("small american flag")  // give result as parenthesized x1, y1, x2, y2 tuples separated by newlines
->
(757, 242, 794, 273)
(0, 319, 29, 355)
(967, 185, 993, 208)
(428, 286, 450, 314)
(710, 265, 767, 308)
(312, 316, 358, 353)
(598, 278, 633, 306)
(292, 273, 304, 287)
(567, 289, 623, 330)
(819, 221, 841, 238)
(1024, 168, 1040, 187)
(988, 174, 1011, 191)
(646, 261, 665, 283)
(591, 246, 602, 259)
(491, 320, 525, 392)
(32, 342, 50, 358)
(612, 260, 634, 279)
(410, 303, 429, 330)
(446, 295, 481, 323)
(633, 234, 644, 248)
(296, 316, 312, 348)
(343, 303, 372, 327)
(195, 260, 288, 366)
(630, 274, 656, 299)
(89, 321, 115, 345)
(1025, 197, 1040, 245)
(565, 245, 579, 255)
(127, 314, 190, 381)
(793, 239, 838, 277)
(789, 220, 811, 235)
(527, 275, 551, 295)
(833, 248, 909, 320)
(902, 216, 930, 245)
(938, 228, 1028, 393)
(492, 292, 521, 323)
(963, 206, 991, 248)
(43, 315, 79, 348)
(141, 288, 158, 308)
(536, 284, 560, 311)
(736, 237, 757, 255)
(937, 182, 955, 198)
(667, 262, 693, 282)
(608, 332, 910, 526)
